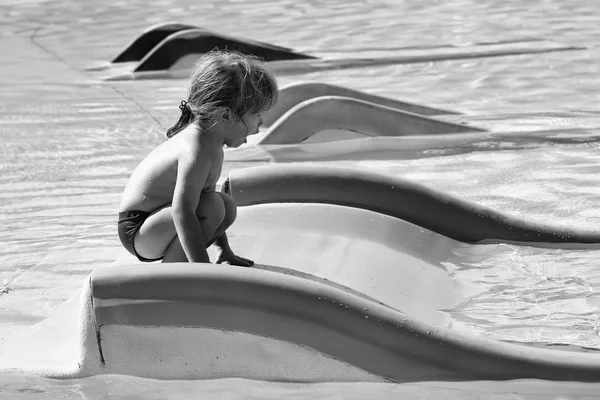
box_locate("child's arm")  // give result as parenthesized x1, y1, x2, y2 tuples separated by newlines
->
(171, 138, 213, 263)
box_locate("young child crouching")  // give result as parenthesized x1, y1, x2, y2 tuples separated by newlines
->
(118, 50, 278, 265)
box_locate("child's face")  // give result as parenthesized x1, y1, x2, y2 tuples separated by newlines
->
(226, 112, 262, 148)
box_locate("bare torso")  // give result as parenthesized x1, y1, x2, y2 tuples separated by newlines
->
(119, 126, 223, 213)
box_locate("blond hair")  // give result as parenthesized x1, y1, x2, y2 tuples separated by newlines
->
(167, 50, 278, 138)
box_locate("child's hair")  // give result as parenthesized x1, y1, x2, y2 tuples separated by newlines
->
(166, 50, 278, 138)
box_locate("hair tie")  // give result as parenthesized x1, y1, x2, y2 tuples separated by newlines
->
(179, 100, 191, 115)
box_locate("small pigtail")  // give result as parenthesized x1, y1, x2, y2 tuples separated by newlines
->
(166, 100, 194, 138)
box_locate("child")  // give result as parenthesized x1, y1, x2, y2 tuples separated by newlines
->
(118, 50, 278, 265)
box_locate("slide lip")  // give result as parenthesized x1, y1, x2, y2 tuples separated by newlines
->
(227, 164, 600, 246)
(133, 28, 315, 73)
(256, 96, 484, 146)
(111, 22, 299, 65)
(110, 23, 199, 64)
(91, 263, 600, 382)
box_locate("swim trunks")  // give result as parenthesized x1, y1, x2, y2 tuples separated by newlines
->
(118, 210, 163, 262)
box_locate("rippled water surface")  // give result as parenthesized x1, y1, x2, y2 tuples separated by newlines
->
(2, 0, 600, 396)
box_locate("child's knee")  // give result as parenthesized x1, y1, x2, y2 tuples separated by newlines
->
(196, 192, 226, 224)
(218, 192, 237, 225)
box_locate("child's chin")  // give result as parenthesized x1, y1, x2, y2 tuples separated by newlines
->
(228, 140, 246, 148)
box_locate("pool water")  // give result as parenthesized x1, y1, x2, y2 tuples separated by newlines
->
(2, 0, 600, 396)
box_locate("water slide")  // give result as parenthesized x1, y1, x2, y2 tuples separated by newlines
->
(2, 164, 600, 387)
(91, 23, 584, 81)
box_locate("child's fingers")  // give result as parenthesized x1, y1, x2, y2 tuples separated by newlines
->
(217, 255, 254, 267)
(232, 256, 253, 267)
(238, 256, 254, 266)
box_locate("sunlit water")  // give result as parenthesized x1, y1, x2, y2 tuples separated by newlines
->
(2, 0, 600, 396)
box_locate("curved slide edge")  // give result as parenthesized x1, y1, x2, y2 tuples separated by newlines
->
(261, 82, 459, 127)
(134, 29, 315, 73)
(257, 96, 483, 145)
(110, 22, 296, 64)
(86, 264, 600, 382)
(227, 164, 600, 246)
(111, 22, 199, 64)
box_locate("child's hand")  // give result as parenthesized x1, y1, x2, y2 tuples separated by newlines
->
(216, 251, 254, 267)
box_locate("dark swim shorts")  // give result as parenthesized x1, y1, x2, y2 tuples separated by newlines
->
(118, 210, 163, 262)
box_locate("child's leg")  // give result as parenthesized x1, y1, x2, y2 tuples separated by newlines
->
(133, 205, 178, 261)
(135, 192, 225, 262)
(162, 191, 226, 262)
(210, 192, 254, 267)
(210, 192, 237, 241)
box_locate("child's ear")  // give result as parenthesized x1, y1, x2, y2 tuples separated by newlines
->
(220, 108, 232, 122)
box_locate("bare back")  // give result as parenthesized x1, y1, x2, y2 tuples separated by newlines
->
(119, 125, 223, 213)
